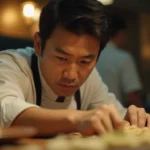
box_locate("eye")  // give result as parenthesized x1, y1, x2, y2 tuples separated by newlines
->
(80, 60, 90, 64)
(56, 56, 67, 61)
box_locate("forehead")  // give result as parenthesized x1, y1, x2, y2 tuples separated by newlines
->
(46, 27, 100, 52)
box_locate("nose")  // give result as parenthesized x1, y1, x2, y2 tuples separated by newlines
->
(63, 64, 78, 83)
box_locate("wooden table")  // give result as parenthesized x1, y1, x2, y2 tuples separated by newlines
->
(0, 138, 150, 150)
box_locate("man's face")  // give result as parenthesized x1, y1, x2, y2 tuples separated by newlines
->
(34, 27, 100, 96)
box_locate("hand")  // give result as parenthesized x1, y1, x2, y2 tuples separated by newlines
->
(124, 105, 150, 128)
(76, 104, 126, 136)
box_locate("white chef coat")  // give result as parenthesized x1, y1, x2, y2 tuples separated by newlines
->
(0, 47, 126, 127)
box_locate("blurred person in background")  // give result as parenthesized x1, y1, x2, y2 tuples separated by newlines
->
(96, 15, 143, 108)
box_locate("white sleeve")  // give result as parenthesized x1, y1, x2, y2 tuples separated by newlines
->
(0, 57, 38, 127)
(88, 68, 126, 117)
(120, 54, 142, 93)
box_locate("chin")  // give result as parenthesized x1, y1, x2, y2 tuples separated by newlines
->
(53, 84, 80, 96)
(55, 89, 77, 96)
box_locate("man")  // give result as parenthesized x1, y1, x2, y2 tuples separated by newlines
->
(0, 0, 149, 136)
(96, 16, 143, 108)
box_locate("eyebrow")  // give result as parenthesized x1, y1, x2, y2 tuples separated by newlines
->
(55, 48, 71, 56)
(82, 55, 96, 59)
(55, 48, 96, 59)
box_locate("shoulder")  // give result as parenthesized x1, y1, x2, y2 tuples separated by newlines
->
(15, 47, 34, 63)
(0, 47, 34, 73)
(0, 47, 34, 66)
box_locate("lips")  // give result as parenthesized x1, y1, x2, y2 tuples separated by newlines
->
(59, 84, 77, 88)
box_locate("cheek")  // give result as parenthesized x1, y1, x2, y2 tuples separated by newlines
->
(52, 67, 63, 80)
(79, 65, 95, 82)
(40, 56, 65, 81)
(40, 56, 56, 72)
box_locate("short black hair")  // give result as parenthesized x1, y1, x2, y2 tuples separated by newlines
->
(109, 15, 127, 37)
(39, 0, 110, 54)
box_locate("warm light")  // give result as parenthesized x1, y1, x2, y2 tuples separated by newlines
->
(98, 0, 114, 5)
(2, 8, 18, 25)
(32, 8, 41, 21)
(23, 3, 35, 18)
(22, 1, 41, 23)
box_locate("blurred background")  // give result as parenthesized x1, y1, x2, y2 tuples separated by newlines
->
(0, 0, 150, 107)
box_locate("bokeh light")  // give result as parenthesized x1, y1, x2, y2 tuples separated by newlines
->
(98, 0, 114, 5)
(23, 3, 35, 18)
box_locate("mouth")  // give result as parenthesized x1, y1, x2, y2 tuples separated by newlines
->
(58, 84, 78, 88)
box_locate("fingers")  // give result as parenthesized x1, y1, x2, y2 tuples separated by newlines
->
(98, 104, 124, 131)
(77, 105, 150, 136)
(137, 108, 146, 128)
(126, 105, 138, 125)
(77, 104, 124, 135)
(94, 109, 113, 132)
(77, 112, 107, 136)
(109, 105, 125, 129)
(101, 115, 113, 132)
(125, 105, 147, 128)
(90, 115, 106, 134)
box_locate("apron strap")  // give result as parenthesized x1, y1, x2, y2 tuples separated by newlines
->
(75, 89, 81, 110)
(31, 54, 42, 106)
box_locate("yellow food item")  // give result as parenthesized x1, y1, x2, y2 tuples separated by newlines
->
(99, 125, 150, 148)
(46, 135, 106, 150)
(123, 125, 150, 145)
(124, 125, 150, 136)
(46, 126, 150, 150)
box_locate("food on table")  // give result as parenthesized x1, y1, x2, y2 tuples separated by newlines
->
(45, 125, 150, 150)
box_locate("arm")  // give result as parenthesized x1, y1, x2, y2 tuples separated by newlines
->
(0, 55, 39, 127)
(11, 107, 83, 135)
(12, 104, 128, 136)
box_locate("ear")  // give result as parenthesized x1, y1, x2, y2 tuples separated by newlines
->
(34, 32, 42, 56)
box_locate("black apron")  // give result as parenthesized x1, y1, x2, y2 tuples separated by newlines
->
(31, 54, 81, 110)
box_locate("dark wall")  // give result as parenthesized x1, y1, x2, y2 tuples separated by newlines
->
(0, 36, 33, 51)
